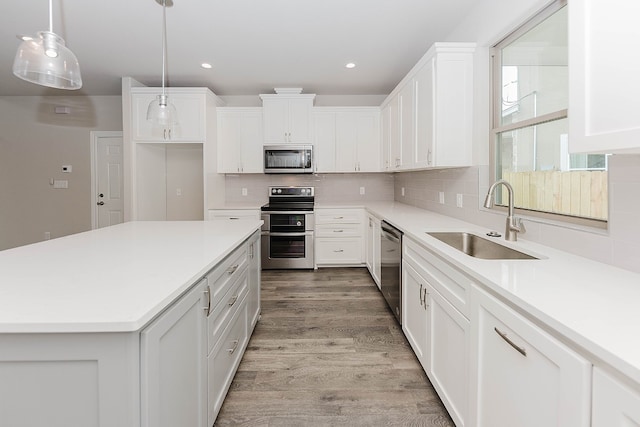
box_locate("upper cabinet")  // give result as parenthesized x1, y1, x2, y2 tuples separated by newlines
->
(382, 43, 475, 171)
(131, 88, 208, 143)
(569, 0, 640, 153)
(217, 108, 263, 174)
(260, 91, 315, 144)
(313, 107, 381, 173)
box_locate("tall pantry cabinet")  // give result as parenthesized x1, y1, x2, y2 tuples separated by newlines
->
(122, 78, 226, 221)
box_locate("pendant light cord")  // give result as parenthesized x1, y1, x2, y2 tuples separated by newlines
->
(48, 0, 54, 32)
(161, 0, 167, 96)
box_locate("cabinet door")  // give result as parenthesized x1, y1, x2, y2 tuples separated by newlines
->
(355, 112, 381, 172)
(569, 0, 640, 153)
(239, 110, 264, 173)
(132, 92, 205, 142)
(399, 81, 415, 169)
(389, 95, 401, 170)
(335, 113, 358, 172)
(288, 98, 313, 143)
(313, 111, 336, 172)
(472, 286, 591, 427)
(247, 232, 261, 330)
(592, 367, 640, 426)
(217, 112, 242, 173)
(428, 288, 470, 427)
(366, 214, 381, 288)
(414, 59, 434, 168)
(401, 261, 428, 365)
(381, 103, 392, 171)
(262, 98, 289, 143)
(141, 279, 207, 427)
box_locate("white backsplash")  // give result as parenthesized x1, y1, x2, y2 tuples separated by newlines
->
(394, 155, 640, 274)
(225, 173, 395, 206)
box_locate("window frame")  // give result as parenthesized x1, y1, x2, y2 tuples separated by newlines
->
(488, 0, 607, 229)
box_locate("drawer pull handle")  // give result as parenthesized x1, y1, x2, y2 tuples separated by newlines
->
(227, 264, 239, 275)
(333, 230, 344, 233)
(204, 285, 211, 316)
(228, 295, 238, 307)
(334, 249, 344, 253)
(227, 339, 239, 355)
(229, 217, 240, 220)
(494, 327, 527, 357)
(419, 284, 423, 306)
(334, 216, 344, 219)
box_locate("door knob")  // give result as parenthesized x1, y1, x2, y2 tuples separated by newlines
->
(97, 201, 105, 206)
(98, 193, 104, 198)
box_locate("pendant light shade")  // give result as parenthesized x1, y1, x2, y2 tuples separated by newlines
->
(147, 0, 177, 126)
(12, 1, 82, 90)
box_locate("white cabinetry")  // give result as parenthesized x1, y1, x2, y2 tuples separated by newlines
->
(313, 108, 381, 173)
(365, 213, 381, 288)
(402, 237, 470, 427)
(381, 43, 475, 170)
(592, 367, 640, 426)
(247, 231, 261, 330)
(470, 285, 591, 427)
(141, 279, 207, 427)
(208, 209, 261, 221)
(315, 209, 364, 266)
(131, 89, 206, 142)
(569, 0, 640, 153)
(217, 108, 263, 173)
(260, 94, 315, 144)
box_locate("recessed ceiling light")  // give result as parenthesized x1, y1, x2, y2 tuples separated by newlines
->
(201, 63, 212, 69)
(345, 62, 356, 69)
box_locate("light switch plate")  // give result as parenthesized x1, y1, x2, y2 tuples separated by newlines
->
(360, 187, 365, 195)
(53, 180, 68, 189)
(242, 188, 248, 196)
(456, 193, 463, 208)
(439, 192, 445, 204)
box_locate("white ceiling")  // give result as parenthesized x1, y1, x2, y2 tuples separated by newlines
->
(1, 0, 477, 97)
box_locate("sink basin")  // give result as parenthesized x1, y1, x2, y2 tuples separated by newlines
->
(427, 232, 539, 260)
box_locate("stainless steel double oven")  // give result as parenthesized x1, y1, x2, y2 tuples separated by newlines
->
(261, 187, 315, 269)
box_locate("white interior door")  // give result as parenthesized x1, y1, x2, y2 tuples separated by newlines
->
(92, 132, 124, 229)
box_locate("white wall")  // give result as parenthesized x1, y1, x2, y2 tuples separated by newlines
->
(0, 96, 123, 250)
(393, 0, 640, 274)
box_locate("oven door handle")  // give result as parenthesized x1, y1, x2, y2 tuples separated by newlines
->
(262, 232, 313, 237)
(261, 211, 314, 215)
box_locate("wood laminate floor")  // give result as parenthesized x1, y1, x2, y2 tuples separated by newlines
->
(215, 268, 454, 427)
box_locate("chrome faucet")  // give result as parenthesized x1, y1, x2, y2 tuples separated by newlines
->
(484, 179, 525, 242)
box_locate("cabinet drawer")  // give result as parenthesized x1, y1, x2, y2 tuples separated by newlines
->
(206, 244, 248, 306)
(207, 270, 249, 353)
(208, 210, 260, 221)
(316, 238, 362, 264)
(316, 223, 362, 238)
(404, 237, 471, 317)
(207, 297, 248, 425)
(316, 209, 363, 224)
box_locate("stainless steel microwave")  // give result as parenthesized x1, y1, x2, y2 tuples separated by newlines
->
(264, 145, 313, 174)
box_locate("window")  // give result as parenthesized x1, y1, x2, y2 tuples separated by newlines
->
(491, 0, 608, 224)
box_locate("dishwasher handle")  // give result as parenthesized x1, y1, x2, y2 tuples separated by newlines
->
(381, 222, 402, 242)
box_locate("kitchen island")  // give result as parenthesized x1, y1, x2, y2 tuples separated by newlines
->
(0, 220, 262, 427)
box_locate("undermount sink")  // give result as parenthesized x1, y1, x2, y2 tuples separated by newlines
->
(427, 232, 539, 260)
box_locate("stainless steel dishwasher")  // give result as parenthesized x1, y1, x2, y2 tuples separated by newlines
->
(380, 221, 402, 324)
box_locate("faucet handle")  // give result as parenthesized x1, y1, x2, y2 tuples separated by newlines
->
(513, 217, 526, 234)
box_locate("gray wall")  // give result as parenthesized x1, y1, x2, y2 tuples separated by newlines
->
(0, 96, 123, 250)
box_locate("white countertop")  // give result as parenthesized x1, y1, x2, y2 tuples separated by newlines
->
(0, 221, 261, 334)
(361, 202, 640, 385)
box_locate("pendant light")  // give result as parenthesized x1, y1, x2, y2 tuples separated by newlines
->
(146, 0, 177, 126)
(12, 0, 82, 90)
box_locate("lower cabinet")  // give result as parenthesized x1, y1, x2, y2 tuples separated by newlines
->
(315, 208, 364, 266)
(470, 285, 591, 427)
(365, 213, 381, 288)
(141, 279, 208, 427)
(141, 231, 261, 427)
(592, 367, 640, 426)
(208, 209, 261, 221)
(402, 240, 470, 427)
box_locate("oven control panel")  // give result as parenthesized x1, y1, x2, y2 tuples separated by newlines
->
(269, 186, 314, 197)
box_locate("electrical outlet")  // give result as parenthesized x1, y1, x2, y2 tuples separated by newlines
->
(456, 193, 463, 208)
(401, 187, 405, 196)
(360, 186, 365, 195)
(439, 191, 445, 204)
(44, 232, 50, 240)
(62, 165, 72, 173)
(241, 188, 248, 196)
(176, 188, 182, 196)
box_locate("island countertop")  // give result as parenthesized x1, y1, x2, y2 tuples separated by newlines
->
(0, 220, 262, 334)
